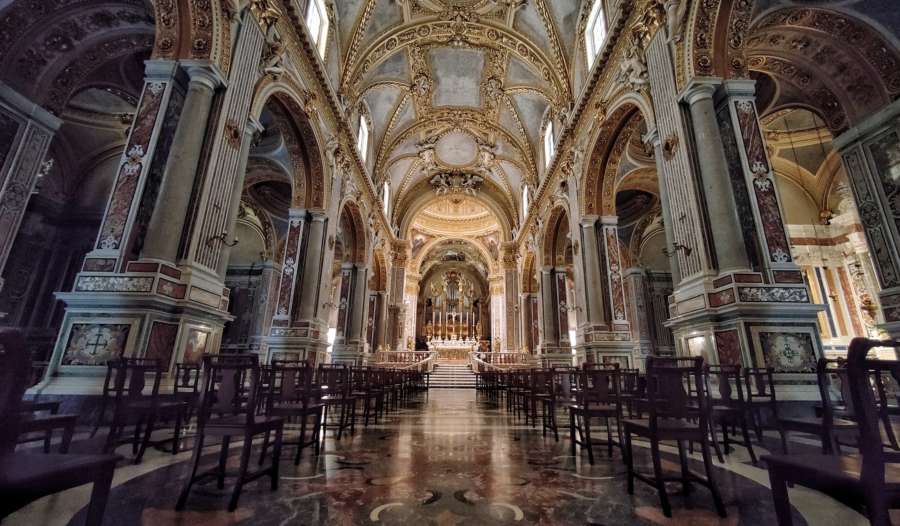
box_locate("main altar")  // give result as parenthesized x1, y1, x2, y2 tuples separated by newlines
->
(422, 269, 483, 361)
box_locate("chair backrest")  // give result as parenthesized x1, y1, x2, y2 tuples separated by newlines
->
(173, 362, 201, 394)
(645, 356, 706, 424)
(575, 364, 621, 407)
(317, 364, 350, 395)
(706, 364, 745, 406)
(530, 369, 555, 395)
(267, 360, 316, 411)
(845, 338, 900, 496)
(0, 329, 30, 454)
(105, 358, 164, 406)
(816, 357, 849, 424)
(196, 354, 260, 426)
(743, 367, 777, 405)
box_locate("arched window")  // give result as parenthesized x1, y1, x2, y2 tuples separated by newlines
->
(542, 121, 555, 168)
(306, 0, 329, 58)
(357, 115, 370, 162)
(383, 181, 390, 216)
(584, 0, 607, 67)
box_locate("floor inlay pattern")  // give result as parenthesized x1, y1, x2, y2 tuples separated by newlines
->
(8, 389, 871, 525)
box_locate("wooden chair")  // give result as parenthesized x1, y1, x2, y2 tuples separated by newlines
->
(705, 364, 758, 464)
(777, 357, 857, 454)
(623, 356, 726, 518)
(317, 364, 357, 439)
(264, 360, 323, 464)
(0, 329, 119, 526)
(350, 367, 384, 427)
(98, 358, 187, 463)
(764, 338, 900, 525)
(871, 366, 900, 450)
(526, 369, 555, 431)
(743, 367, 780, 441)
(569, 365, 624, 464)
(17, 400, 78, 454)
(173, 362, 201, 422)
(176, 354, 283, 512)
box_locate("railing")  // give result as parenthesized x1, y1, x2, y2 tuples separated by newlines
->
(373, 350, 438, 373)
(469, 351, 535, 373)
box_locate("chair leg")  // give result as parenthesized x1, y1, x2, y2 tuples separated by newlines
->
(740, 412, 758, 464)
(271, 426, 283, 491)
(677, 439, 692, 496)
(135, 414, 156, 464)
(624, 428, 634, 495)
(606, 416, 614, 458)
(710, 419, 725, 463)
(132, 418, 143, 455)
(172, 409, 183, 455)
(217, 436, 231, 489)
(84, 462, 115, 526)
(779, 426, 790, 454)
(228, 435, 253, 512)
(767, 467, 793, 526)
(258, 429, 271, 466)
(175, 432, 205, 510)
(584, 414, 594, 466)
(569, 411, 577, 458)
(649, 437, 672, 518)
(296, 413, 308, 465)
(700, 436, 727, 518)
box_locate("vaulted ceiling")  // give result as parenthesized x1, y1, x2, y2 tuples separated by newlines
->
(334, 0, 587, 232)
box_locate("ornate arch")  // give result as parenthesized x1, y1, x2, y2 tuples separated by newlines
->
(581, 102, 647, 216)
(370, 249, 389, 292)
(411, 236, 496, 277)
(250, 81, 327, 210)
(339, 200, 367, 265)
(685, 4, 900, 132)
(395, 179, 516, 242)
(542, 205, 570, 268)
(151, 0, 232, 75)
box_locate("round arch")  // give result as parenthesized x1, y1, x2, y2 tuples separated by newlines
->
(412, 236, 496, 277)
(250, 80, 327, 210)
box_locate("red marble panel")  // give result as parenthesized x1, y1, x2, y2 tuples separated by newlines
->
(714, 329, 742, 366)
(734, 101, 792, 264)
(95, 82, 166, 252)
(160, 265, 181, 279)
(337, 268, 353, 336)
(145, 321, 178, 367)
(127, 261, 159, 273)
(773, 270, 804, 284)
(274, 218, 303, 319)
(83, 258, 116, 272)
(605, 228, 627, 323)
(156, 278, 186, 299)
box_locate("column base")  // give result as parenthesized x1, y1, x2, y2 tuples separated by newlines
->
(36, 284, 231, 396)
(666, 272, 825, 401)
(331, 341, 367, 365)
(267, 319, 329, 364)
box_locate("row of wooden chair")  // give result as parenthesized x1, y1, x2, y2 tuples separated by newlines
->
(477, 351, 900, 521)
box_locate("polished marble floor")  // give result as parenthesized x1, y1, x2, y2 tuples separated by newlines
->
(8, 389, 874, 525)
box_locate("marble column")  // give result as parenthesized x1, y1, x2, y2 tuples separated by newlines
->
(271, 209, 306, 326)
(502, 244, 519, 352)
(372, 291, 388, 350)
(83, 60, 186, 271)
(624, 268, 652, 369)
(348, 264, 370, 343)
(538, 267, 559, 353)
(388, 241, 409, 350)
(490, 276, 505, 351)
(835, 98, 900, 337)
(141, 63, 224, 264)
(718, 80, 801, 283)
(682, 79, 751, 273)
(579, 215, 608, 328)
(216, 116, 263, 277)
(295, 212, 328, 323)
(645, 129, 681, 283)
(0, 84, 60, 293)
